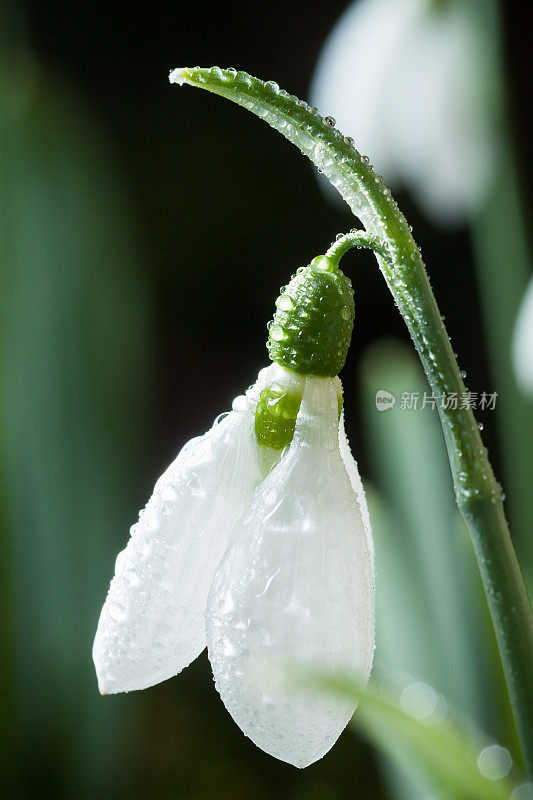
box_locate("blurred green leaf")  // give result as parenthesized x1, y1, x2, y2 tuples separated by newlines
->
(0, 50, 151, 797)
(472, 136, 533, 592)
(361, 341, 484, 714)
(359, 339, 518, 796)
(309, 673, 515, 800)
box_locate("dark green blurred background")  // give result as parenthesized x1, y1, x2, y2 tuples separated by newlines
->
(1, 1, 531, 798)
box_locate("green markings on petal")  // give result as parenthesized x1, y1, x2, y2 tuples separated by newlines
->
(255, 385, 302, 451)
(254, 366, 344, 452)
(254, 365, 305, 452)
(267, 258, 355, 377)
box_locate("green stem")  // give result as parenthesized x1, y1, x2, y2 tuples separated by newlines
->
(329, 231, 533, 776)
(170, 67, 533, 774)
(325, 230, 390, 263)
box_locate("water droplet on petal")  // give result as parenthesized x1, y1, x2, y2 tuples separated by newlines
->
(108, 602, 127, 622)
(232, 396, 247, 413)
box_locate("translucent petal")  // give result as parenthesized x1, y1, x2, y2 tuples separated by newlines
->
(93, 367, 271, 694)
(206, 377, 375, 767)
(338, 410, 375, 570)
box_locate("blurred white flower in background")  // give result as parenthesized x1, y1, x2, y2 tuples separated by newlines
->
(310, 0, 498, 225)
(512, 276, 533, 397)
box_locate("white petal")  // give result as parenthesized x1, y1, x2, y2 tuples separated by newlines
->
(206, 377, 375, 767)
(513, 276, 533, 397)
(338, 410, 375, 570)
(93, 367, 271, 694)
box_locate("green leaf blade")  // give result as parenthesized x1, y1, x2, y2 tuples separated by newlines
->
(311, 674, 515, 800)
(169, 67, 414, 261)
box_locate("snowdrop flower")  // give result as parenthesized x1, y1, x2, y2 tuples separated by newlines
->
(513, 275, 533, 397)
(310, 0, 497, 225)
(94, 255, 375, 767)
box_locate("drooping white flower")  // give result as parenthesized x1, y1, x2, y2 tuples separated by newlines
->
(206, 376, 375, 767)
(513, 275, 533, 397)
(93, 255, 375, 766)
(310, 0, 497, 224)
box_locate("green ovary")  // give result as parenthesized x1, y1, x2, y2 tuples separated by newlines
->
(267, 257, 355, 377)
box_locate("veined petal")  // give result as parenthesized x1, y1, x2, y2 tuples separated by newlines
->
(338, 410, 375, 570)
(93, 366, 271, 694)
(206, 377, 375, 767)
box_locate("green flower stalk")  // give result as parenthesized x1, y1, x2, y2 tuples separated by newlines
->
(169, 66, 533, 775)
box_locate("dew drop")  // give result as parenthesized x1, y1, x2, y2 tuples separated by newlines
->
(232, 396, 248, 413)
(108, 602, 127, 622)
(269, 324, 286, 342)
(323, 116, 336, 127)
(276, 295, 293, 311)
(477, 422, 484, 431)
(123, 569, 140, 588)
